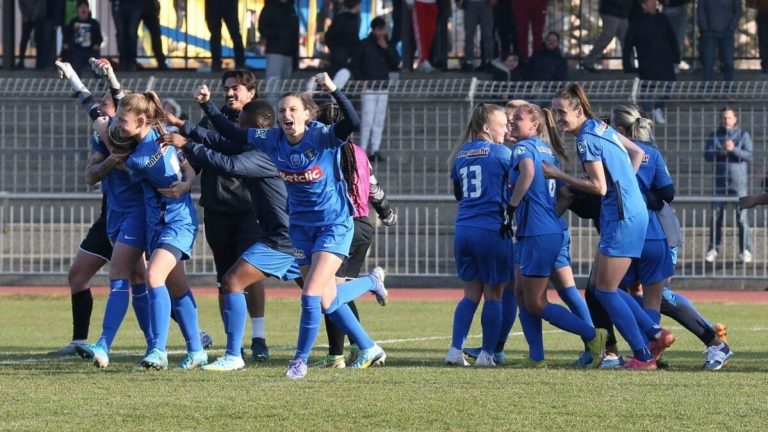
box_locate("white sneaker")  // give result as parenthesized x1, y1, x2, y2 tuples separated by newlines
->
(444, 347, 469, 366)
(652, 108, 667, 125)
(740, 250, 753, 263)
(475, 350, 497, 367)
(417, 60, 434, 73)
(705, 248, 718, 263)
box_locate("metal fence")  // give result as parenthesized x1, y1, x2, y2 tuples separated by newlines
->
(1, 193, 767, 280)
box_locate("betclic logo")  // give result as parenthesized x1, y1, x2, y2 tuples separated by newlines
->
(279, 166, 324, 183)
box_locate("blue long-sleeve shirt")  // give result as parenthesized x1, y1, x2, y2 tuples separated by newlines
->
(697, 0, 742, 33)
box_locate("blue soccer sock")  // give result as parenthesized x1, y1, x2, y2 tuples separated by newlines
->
(594, 289, 652, 361)
(557, 285, 593, 327)
(644, 308, 662, 325)
(541, 303, 597, 341)
(481, 299, 502, 354)
(295, 295, 322, 362)
(325, 276, 375, 314)
(172, 290, 202, 352)
(518, 306, 544, 362)
(327, 303, 373, 350)
(130, 283, 153, 347)
(148, 285, 171, 351)
(223, 292, 247, 357)
(451, 298, 478, 350)
(496, 288, 517, 352)
(98, 279, 131, 350)
(616, 289, 661, 341)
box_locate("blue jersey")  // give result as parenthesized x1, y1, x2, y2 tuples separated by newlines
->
(636, 141, 673, 241)
(90, 130, 144, 213)
(576, 118, 646, 222)
(125, 129, 198, 228)
(245, 123, 353, 227)
(510, 137, 562, 237)
(451, 140, 511, 229)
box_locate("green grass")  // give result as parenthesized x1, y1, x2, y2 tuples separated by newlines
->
(1, 293, 767, 431)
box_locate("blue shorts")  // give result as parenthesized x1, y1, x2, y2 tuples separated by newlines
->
(554, 229, 572, 269)
(598, 212, 648, 258)
(454, 226, 513, 285)
(289, 219, 354, 266)
(241, 242, 302, 281)
(516, 233, 563, 278)
(147, 222, 198, 261)
(106, 208, 146, 250)
(623, 239, 675, 286)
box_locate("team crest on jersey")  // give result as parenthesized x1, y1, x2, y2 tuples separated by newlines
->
(290, 154, 302, 166)
(514, 146, 527, 156)
(292, 248, 306, 259)
(641, 154, 650, 164)
(254, 129, 267, 139)
(303, 149, 316, 161)
(577, 140, 587, 154)
(322, 125, 330, 134)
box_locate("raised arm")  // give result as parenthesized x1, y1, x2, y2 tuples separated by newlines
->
(194, 83, 249, 146)
(314, 72, 361, 142)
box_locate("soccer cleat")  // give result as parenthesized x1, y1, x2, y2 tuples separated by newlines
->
(202, 355, 246, 371)
(177, 350, 208, 370)
(311, 354, 346, 369)
(350, 344, 386, 368)
(54, 60, 75, 80)
(285, 358, 308, 379)
(620, 357, 657, 371)
(444, 347, 469, 366)
(714, 323, 728, 343)
(493, 350, 506, 365)
(649, 328, 675, 363)
(347, 344, 360, 364)
(251, 337, 269, 362)
(585, 328, 609, 368)
(48, 341, 89, 356)
(705, 248, 718, 263)
(76, 342, 110, 369)
(475, 350, 497, 367)
(600, 353, 626, 369)
(369, 267, 388, 306)
(141, 348, 169, 370)
(463, 346, 481, 360)
(200, 331, 213, 349)
(572, 350, 594, 368)
(703, 343, 734, 371)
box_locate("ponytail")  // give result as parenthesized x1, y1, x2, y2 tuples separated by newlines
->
(553, 83, 595, 119)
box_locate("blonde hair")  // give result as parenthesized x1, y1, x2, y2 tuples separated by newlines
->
(611, 104, 654, 143)
(516, 103, 569, 163)
(505, 99, 528, 110)
(447, 103, 505, 167)
(118, 91, 166, 130)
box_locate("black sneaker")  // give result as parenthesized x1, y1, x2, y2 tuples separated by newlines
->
(251, 337, 269, 362)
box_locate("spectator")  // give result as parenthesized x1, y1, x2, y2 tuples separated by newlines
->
(62, 0, 103, 75)
(581, 0, 634, 73)
(173, 0, 186, 34)
(697, 0, 741, 81)
(662, 0, 692, 66)
(747, 0, 768, 73)
(325, 0, 362, 77)
(703, 107, 753, 263)
(259, 0, 300, 105)
(117, 0, 143, 71)
(429, 0, 452, 70)
(407, 0, 438, 72)
(108, 0, 124, 67)
(15, 0, 46, 69)
(525, 31, 566, 81)
(460, 0, 495, 72)
(357, 16, 401, 162)
(623, 0, 679, 124)
(206, 0, 246, 71)
(514, 0, 548, 61)
(495, 0, 519, 60)
(141, 0, 168, 70)
(490, 53, 524, 81)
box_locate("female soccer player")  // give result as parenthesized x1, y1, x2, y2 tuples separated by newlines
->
(194, 73, 388, 379)
(96, 91, 205, 370)
(443, 103, 513, 367)
(543, 84, 664, 370)
(507, 103, 606, 367)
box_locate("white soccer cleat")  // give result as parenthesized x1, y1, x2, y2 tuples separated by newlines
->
(475, 350, 497, 367)
(444, 347, 469, 366)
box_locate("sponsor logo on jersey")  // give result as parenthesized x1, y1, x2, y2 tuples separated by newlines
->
(304, 149, 316, 161)
(537, 146, 554, 157)
(253, 129, 267, 139)
(290, 154, 302, 166)
(292, 248, 306, 259)
(457, 147, 490, 158)
(577, 140, 587, 154)
(279, 166, 324, 183)
(146, 149, 163, 168)
(595, 121, 608, 135)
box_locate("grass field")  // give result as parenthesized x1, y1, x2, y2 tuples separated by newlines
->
(1, 291, 767, 432)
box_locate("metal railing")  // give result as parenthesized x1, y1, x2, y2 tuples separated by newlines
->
(1, 193, 766, 280)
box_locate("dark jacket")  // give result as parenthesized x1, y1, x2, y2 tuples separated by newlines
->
(325, 9, 361, 76)
(599, 0, 635, 18)
(490, 58, 524, 81)
(623, 11, 679, 80)
(190, 106, 254, 213)
(357, 33, 400, 80)
(525, 44, 567, 81)
(63, 17, 103, 51)
(704, 125, 753, 195)
(258, 0, 300, 57)
(697, 0, 742, 33)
